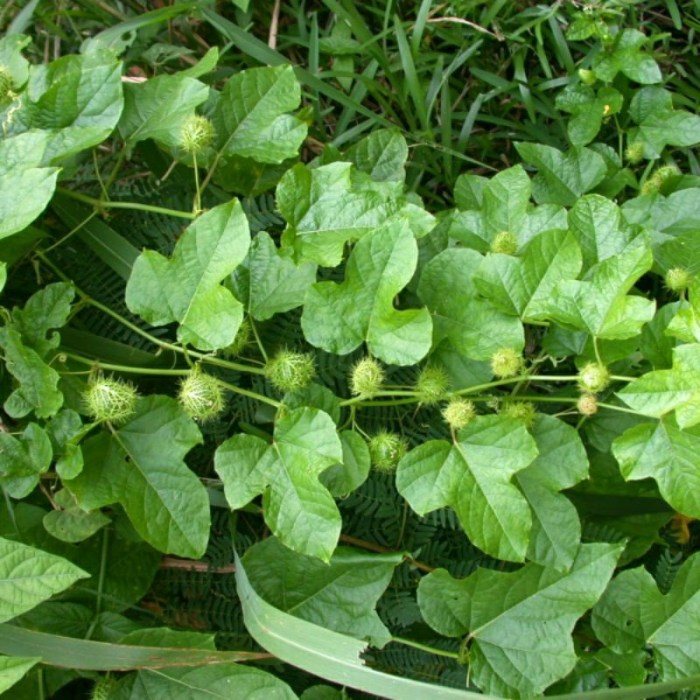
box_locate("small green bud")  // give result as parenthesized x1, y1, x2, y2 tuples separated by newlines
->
(180, 114, 215, 154)
(578, 362, 610, 393)
(578, 68, 597, 86)
(265, 349, 316, 393)
(91, 675, 118, 700)
(83, 376, 139, 424)
(415, 365, 450, 405)
(368, 432, 408, 473)
(665, 267, 693, 294)
(178, 367, 225, 421)
(577, 393, 598, 416)
(0, 65, 13, 101)
(624, 141, 645, 164)
(350, 356, 385, 397)
(220, 320, 251, 358)
(490, 230, 518, 255)
(500, 401, 537, 427)
(442, 398, 476, 431)
(490, 347, 523, 379)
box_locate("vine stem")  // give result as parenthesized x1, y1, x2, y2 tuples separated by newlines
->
(85, 526, 110, 640)
(339, 534, 433, 573)
(391, 636, 460, 660)
(57, 187, 196, 220)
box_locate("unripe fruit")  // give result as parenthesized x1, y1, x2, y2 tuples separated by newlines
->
(415, 365, 449, 405)
(0, 66, 13, 101)
(577, 393, 598, 416)
(624, 141, 645, 164)
(368, 432, 408, 473)
(442, 398, 476, 431)
(665, 267, 692, 294)
(221, 320, 251, 358)
(350, 356, 385, 397)
(178, 368, 225, 421)
(641, 165, 681, 195)
(180, 114, 215, 154)
(490, 230, 518, 255)
(577, 362, 610, 393)
(578, 68, 597, 86)
(500, 401, 537, 427)
(83, 376, 138, 424)
(265, 349, 316, 393)
(490, 347, 523, 379)
(91, 675, 118, 700)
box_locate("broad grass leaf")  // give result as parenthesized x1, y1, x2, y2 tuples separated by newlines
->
(301, 221, 432, 366)
(396, 415, 538, 562)
(418, 543, 622, 698)
(243, 537, 400, 646)
(215, 408, 343, 561)
(125, 200, 249, 351)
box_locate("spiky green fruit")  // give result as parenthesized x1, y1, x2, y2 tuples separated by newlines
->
(83, 376, 138, 424)
(350, 356, 385, 398)
(490, 230, 518, 255)
(490, 347, 523, 379)
(265, 349, 316, 393)
(178, 368, 225, 421)
(180, 114, 215, 154)
(368, 432, 408, 473)
(578, 363, 610, 393)
(415, 365, 450, 405)
(577, 394, 598, 416)
(442, 398, 476, 431)
(665, 267, 693, 294)
(501, 401, 537, 427)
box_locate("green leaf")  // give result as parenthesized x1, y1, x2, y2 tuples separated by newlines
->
(233, 231, 316, 321)
(211, 65, 307, 165)
(11, 281, 74, 356)
(126, 664, 298, 698)
(474, 228, 582, 321)
(120, 628, 216, 650)
(278, 162, 434, 267)
(593, 29, 662, 84)
(235, 551, 499, 700)
(125, 200, 250, 351)
(0, 422, 52, 498)
(243, 537, 400, 646)
(612, 418, 700, 519)
(346, 128, 408, 182)
(628, 87, 700, 159)
(320, 430, 370, 498)
(0, 624, 266, 670)
(516, 415, 588, 570)
(0, 537, 88, 623)
(66, 396, 209, 558)
(396, 415, 538, 562)
(568, 195, 637, 270)
(617, 344, 700, 425)
(42, 491, 110, 544)
(592, 551, 700, 680)
(418, 248, 524, 361)
(543, 236, 655, 339)
(0, 328, 63, 418)
(447, 165, 565, 252)
(0, 263, 5, 292)
(215, 408, 343, 561)
(118, 73, 208, 153)
(556, 85, 624, 147)
(301, 221, 432, 366)
(515, 143, 607, 207)
(0, 34, 30, 87)
(0, 656, 41, 694)
(46, 409, 84, 480)
(418, 543, 622, 698)
(0, 167, 59, 240)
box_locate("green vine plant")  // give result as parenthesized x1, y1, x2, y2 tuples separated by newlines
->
(2, 4, 700, 699)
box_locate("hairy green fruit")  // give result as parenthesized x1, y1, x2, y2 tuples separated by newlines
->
(500, 401, 537, 427)
(624, 141, 645, 164)
(83, 376, 139, 424)
(641, 165, 681, 195)
(442, 398, 476, 430)
(368, 432, 408, 472)
(180, 114, 215, 154)
(665, 267, 692, 294)
(577, 394, 598, 416)
(178, 368, 225, 421)
(265, 349, 316, 393)
(490, 230, 518, 255)
(415, 365, 449, 405)
(350, 356, 385, 397)
(221, 319, 251, 358)
(578, 363, 610, 393)
(91, 676, 118, 700)
(490, 347, 523, 379)
(0, 65, 13, 101)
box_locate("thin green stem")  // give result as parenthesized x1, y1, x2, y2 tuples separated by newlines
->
(610, 375, 636, 383)
(85, 526, 110, 640)
(192, 151, 202, 214)
(249, 319, 268, 362)
(64, 353, 190, 376)
(339, 389, 420, 407)
(598, 401, 645, 416)
(103, 149, 127, 193)
(391, 636, 460, 660)
(216, 378, 282, 409)
(57, 187, 196, 220)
